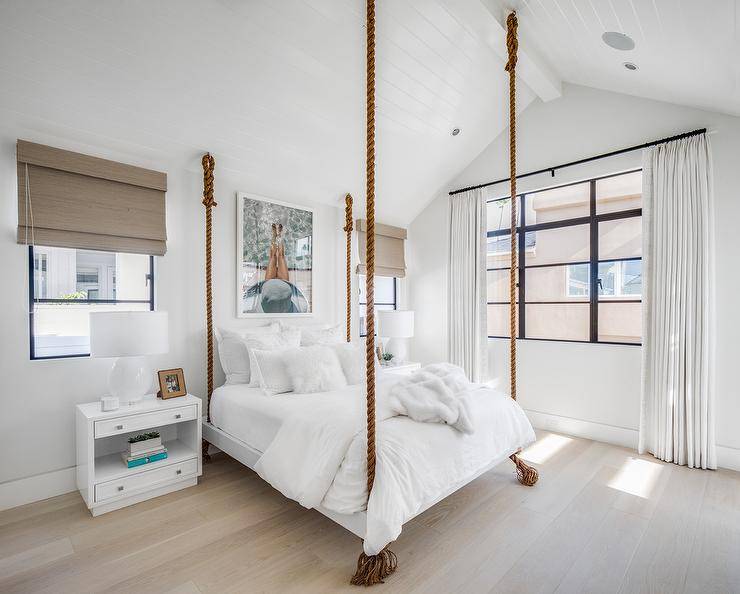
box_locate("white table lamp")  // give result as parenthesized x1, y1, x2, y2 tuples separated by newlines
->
(378, 310, 414, 363)
(90, 311, 169, 405)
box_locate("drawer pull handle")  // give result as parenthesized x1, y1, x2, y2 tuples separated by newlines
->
(117, 486, 124, 491)
(115, 425, 124, 430)
(176, 469, 182, 475)
(175, 414, 182, 419)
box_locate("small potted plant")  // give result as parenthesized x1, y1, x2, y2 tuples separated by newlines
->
(127, 431, 162, 456)
(381, 352, 394, 366)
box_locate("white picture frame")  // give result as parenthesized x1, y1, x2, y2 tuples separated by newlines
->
(235, 192, 314, 318)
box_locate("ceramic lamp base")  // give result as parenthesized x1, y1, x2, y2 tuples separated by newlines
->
(384, 337, 409, 363)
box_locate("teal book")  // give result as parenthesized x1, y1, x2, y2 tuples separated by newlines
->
(123, 451, 168, 468)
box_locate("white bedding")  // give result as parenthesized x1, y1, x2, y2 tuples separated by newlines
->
(210, 370, 535, 556)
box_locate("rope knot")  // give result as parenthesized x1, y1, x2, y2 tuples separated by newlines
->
(201, 153, 217, 208)
(343, 193, 354, 233)
(505, 12, 518, 72)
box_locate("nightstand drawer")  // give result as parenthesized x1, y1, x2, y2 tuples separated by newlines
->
(94, 405, 198, 438)
(95, 457, 198, 502)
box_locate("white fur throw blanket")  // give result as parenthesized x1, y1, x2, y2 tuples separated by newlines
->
(385, 362, 475, 433)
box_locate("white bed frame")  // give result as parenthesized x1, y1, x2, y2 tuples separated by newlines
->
(202, 419, 518, 538)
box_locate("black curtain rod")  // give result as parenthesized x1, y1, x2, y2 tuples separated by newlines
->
(449, 127, 707, 196)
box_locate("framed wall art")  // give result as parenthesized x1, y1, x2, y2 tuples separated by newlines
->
(236, 192, 314, 317)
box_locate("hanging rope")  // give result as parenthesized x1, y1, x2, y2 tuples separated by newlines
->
(344, 194, 353, 342)
(505, 12, 518, 402)
(350, 0, 398, 585)
(202, 153, 216, 463)
(504, 12, 538, 487)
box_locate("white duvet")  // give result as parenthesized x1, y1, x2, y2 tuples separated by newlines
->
(253, 365, 535, 555)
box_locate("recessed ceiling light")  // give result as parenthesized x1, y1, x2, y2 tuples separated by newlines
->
(451, 128, 461, 136)
(602, 31, 635, 51)
(623, 62, 638, 71)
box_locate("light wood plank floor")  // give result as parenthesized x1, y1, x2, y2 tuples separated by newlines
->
(1, 431, 738, 594)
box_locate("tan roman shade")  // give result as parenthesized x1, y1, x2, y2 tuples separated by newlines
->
(17, 140, 168, 256)
(356, 219, 407, 278)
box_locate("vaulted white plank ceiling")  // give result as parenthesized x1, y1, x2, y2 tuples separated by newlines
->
(0, 0, 552, 226)
(515, 0, 740, 117)
(1, 1, 737, 227)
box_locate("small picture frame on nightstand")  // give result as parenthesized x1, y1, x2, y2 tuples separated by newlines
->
(157, 368, 187, 399)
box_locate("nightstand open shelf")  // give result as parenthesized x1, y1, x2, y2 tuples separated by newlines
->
(94, 439, 196, 484)
(77, 394, 202, 516)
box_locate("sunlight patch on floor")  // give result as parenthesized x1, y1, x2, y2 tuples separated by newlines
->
(519, 433, 573, 464)
(608, 458, 664, 499)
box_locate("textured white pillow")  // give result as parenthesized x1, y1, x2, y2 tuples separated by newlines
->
(244, 328, 301, 386)
(214, 323, 279, 384)
(279, 322, 344, 346)
(251, 349, 293, 395)
(300, 324, 344, 346)
(282, 345, 348, 393)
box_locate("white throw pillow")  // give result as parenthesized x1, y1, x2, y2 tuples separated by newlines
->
(244, 328, 301, 386)
(279, 322, 344, 346)
(251, 349, 293, 395)
(330, 342, 383, 385)
(214, 323, 279, 384)
(282, 345, 348, 393)
(330, 342, 365, 385)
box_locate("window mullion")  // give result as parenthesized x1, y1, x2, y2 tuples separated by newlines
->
(589, 180, 598, 342)
(518, 194, 526, 339)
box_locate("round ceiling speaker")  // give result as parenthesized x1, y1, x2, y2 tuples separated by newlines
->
(602, 32, 635, 51)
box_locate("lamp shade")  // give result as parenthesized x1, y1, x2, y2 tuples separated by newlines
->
(90, 311, 169, 358)
(378, 310, 414, 338)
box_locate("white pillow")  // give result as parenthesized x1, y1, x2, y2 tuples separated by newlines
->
(244, 328, 301, 386)
(333, 342, 384, 385)
(279, 322, 344, 346)
(330, 342, 366, 385)
(282, 345, 348, 394)
(251, 349, 293, 395)
(214, 323, 279, 384)
(300, 324, 344, 346)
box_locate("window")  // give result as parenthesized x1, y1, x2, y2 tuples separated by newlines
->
(358, 275, 397, 336)
(29, 246, 154, 359)
(487, 170, 642, 344)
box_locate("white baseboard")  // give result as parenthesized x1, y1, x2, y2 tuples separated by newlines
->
(524, 409, 639, 450)
(525, 409, 740, 472)
(0, 467, 77, 511)
(717, 445, 740, 472)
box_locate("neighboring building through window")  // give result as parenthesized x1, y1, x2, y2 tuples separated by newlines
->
(487, 169, 642, 344)
(358, 275, 397, 337)
(28, 246, 154, 359)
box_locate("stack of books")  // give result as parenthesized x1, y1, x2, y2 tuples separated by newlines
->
(122, 433, 168, 468)
(121, 444, 168, 468)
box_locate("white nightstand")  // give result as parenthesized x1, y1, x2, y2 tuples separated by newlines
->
(76, 394, 202, 516)
(380, 361, 422, 376)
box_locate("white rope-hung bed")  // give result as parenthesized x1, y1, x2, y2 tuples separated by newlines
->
(200, 6, 539, 586)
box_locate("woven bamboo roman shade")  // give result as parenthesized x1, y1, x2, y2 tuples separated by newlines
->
(16, 140, 168, 256)
(356, 219, 406, 278)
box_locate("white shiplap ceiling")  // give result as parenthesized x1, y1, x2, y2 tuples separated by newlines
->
(514, 0, 740, 117)
(0, 0, 558, 226)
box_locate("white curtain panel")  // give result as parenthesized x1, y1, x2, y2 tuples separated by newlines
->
(448, 189, 487, 382)
(639, 134, 716, 469)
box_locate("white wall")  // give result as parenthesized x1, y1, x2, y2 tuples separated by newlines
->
(0, 124, 343, 507)
(408, 83, 740, 467)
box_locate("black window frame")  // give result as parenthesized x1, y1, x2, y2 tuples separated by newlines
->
(28, 245, 155, 360)
(487, 169, 642, 346)
(358, 275, 398, 338)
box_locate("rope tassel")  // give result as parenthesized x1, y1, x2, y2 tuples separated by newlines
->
(350, 547, 398, 587)
(510, 453, 539, 487)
